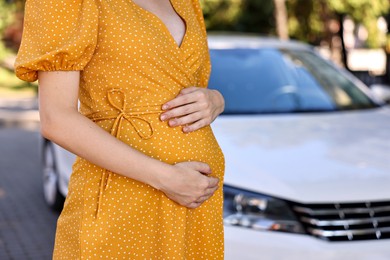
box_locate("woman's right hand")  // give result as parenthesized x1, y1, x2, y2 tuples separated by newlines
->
(159, 161, 220, 209)
(37, 71, 219, 211)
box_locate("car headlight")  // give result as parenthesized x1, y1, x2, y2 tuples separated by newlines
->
(224, 185, 305, 235)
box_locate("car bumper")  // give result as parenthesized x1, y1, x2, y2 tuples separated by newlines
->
(225, 226, 390, 260)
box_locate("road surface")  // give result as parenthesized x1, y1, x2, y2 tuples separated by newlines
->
(0, 127, 59, 260)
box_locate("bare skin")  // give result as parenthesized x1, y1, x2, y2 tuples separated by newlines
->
(131, 0, 186, 47)
(39, 0, 224, 209)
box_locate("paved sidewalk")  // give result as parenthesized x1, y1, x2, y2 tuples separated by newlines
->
(0, 96, 58, 259)
(0, 127, 59, 260)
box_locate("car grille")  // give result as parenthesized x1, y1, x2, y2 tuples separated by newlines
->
(292, 201, 390, 241)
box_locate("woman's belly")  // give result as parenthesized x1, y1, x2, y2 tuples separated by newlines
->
(64, 110, 225, 258)
(81, 87, 225, 183)
(95, 112, 225, 179)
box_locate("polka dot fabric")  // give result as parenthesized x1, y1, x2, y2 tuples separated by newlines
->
(15, 0, 225, 259)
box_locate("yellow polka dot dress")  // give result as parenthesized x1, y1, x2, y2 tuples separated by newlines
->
(15, 0, 225, 259)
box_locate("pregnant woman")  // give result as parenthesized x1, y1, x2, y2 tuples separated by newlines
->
(15, 0, 225, 259)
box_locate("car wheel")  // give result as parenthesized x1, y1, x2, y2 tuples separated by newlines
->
(42, 141, 65, 211)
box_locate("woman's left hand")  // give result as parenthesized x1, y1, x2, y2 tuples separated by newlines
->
(160, 87, 225, 133)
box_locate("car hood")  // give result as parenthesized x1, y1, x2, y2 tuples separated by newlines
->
(212, 106, 390, 203)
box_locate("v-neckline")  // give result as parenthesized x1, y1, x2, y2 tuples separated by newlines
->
(129, 0, 188, 50)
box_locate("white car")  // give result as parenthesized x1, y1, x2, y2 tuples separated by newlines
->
(41, 35, 390, 260)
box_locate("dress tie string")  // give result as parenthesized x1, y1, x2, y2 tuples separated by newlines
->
(86, 89, 163, 218)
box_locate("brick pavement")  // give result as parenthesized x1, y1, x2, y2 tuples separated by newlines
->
(0, 127, 59, 260)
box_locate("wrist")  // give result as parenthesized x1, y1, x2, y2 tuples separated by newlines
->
(146, 161, 175, 191)
(212, 89, 225, 114)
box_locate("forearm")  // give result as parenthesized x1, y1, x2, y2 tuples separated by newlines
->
(41, 107, 170, 190)
(42, 108, 172, 189)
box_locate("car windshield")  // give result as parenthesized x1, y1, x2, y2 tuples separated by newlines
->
(208, 48, 378, 114)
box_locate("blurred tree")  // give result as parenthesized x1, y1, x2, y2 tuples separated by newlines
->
(287, 0, 389, 69)
(201, 0, 275, 35)
(202, 0, 389, 48)
(328, 0, 389, 48)
(1, 0, 25, 52)
(0, 0, 15, 37)
(0, 0, 16, 61)
(14, 0, 25, 11)
(287, 0, 389, 48)
(273, 0, 289, 40)
(201, 0, 243, 30)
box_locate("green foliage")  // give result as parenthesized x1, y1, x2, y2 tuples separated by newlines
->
(328, 0, 389, 47)
(0, 0, 16, 60)
(236, 0, 275, 34)
(201, 0, 243, 30)
(287, 0, 323, 44)
(0, 65, 38, 96)
(201, 0, 390, 48)
(201, 0, 275, 35)
(0, 0, 15, 36)
(287, 0, 390, 47)
(329, 0, 388, 19)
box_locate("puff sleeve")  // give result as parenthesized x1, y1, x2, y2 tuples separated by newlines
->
(14, 0, 99, 82)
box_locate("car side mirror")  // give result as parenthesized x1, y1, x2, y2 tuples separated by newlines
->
(370, 84, 390, 104)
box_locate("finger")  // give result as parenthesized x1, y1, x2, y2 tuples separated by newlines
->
(169, 112, 204, 127)
(207, 177, 219, 188)
(182, 119, 208, 133)
(180, 86, 200, 95)
(198, 187, 219, 202)
(196, 191, 216, 203)
(195, 195, 209, 204)
(160, 104, 200, 122)
(188, 161, 212, 175)
(188, 201, 202, 209)
(195, 186, 219, 204)
(206, 183, 219, 194)
(162, 92, 198, 111)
